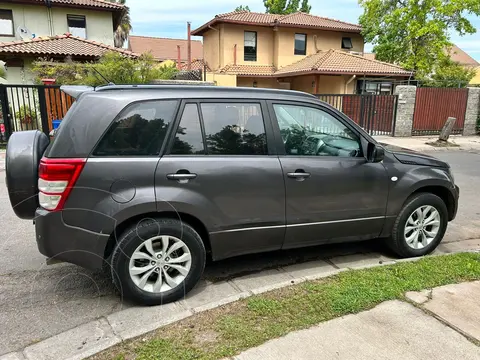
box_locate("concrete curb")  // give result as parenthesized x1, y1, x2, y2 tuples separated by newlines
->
(1, 248, 479, 360)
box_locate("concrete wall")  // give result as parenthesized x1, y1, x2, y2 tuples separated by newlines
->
(237, 77, 279, 89)
(0, 2, 114, 45)
(393, 85, 416, 137)
(206, 72, 237, 87)
(464, 87, 480, 136)
(5, 58, 35, 84)
(203, 28, 220, 71)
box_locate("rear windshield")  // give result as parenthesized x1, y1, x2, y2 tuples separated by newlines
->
(43, 101, 78, 157)
(93, 100, 178, 156)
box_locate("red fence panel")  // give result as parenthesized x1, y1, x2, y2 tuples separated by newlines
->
(412, 88, 468, 135)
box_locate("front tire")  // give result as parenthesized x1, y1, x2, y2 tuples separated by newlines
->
(387, 193, 448, 258)
(111, 218, 206, 306)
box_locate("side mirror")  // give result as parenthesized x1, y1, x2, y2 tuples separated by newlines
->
(368, 143, 385, 163)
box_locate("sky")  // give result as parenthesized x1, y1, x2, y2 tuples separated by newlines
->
(128, 0, 480, 61)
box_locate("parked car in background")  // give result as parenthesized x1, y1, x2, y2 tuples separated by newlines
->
(5, 85, 459, 305)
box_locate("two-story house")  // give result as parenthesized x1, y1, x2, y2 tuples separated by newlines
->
(0, 0, 136, 84)
(192, 11, 412, 94)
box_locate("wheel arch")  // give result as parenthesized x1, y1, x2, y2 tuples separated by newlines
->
(104, 211, 212, 261)
(408, 185, 456, 221)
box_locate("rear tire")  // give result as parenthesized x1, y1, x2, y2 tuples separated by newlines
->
(111, 218, 206, 306)
(387, 193, 448, 258)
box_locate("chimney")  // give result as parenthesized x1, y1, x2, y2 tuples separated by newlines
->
(234, 44, 237, 65)
(177, 45, 181, 70)
(187, 22, 192, 71)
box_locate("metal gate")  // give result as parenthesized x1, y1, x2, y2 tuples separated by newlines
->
(0, 84, 74, 146)
(412, 88, 468, 135)
(316, 94, 398, 136)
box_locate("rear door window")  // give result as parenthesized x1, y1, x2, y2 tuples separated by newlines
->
(200, 103, 267, 155)
(93, 100, 178, 156)
(170, 104, 205, 155)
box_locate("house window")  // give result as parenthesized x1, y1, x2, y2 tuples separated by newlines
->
(357, 80, 393, 95)
(244, 31, 257, 61)
(0, 9, 14, 36)
(294, 33, 307, 55)
(342, 37, 353, 49)
(67, 15, 86, 38)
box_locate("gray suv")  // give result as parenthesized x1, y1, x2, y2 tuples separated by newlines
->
(6, 85, 459, 305)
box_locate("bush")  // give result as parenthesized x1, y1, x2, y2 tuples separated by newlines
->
(31, 52, 179, 86)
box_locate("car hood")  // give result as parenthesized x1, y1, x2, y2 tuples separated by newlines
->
(379, 143, 450, 168)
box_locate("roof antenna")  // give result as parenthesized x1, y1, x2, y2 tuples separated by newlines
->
(91, 66, 115, 86)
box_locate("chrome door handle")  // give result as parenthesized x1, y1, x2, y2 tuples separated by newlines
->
(166, 173, 197, 180)
(287, 171, 311, 180)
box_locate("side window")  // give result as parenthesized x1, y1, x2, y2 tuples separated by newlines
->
(67, 14, 87, 39)
(94, 100, 177, 156)
(272, 104, 361, 157)
(170, 104, 205, 155)
(200, 103, 267, 155)
(0, 10, 14, 36)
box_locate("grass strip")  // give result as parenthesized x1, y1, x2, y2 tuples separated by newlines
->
(92, 252, 480, 360)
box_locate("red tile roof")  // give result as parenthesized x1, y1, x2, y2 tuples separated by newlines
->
(0, 34, 138, 58)
(192, 11, 361, 35)
(128, 36, 203, 61)
(448, 45, 479, 67)
(180, 59, 210, 71)
(275, 49, 412, 76)
(217, 50, 411, 77)
(219, 64, 276, 76)
(15, 0, 123, 11)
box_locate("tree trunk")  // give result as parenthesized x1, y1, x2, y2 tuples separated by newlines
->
(438, 117, 456, 142)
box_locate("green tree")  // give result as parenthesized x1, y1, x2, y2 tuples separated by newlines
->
(106, 0, 132, 48)
(422, 57, 477, 87)
(235, 5, 251, 11)
(264, 0, 311, 14)
(359, 0, 480, 77)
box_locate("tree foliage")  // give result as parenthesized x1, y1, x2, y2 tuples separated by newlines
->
(106, 0, 132, 47)
(359, 0, 480, 77)
(264, 0, 311, 14)
(31, 52, 178, 86)
(421, 58, 477, 87)
(235, 5, 251, 11)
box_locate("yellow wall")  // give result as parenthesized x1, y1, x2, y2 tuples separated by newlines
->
(275, 28, 364, 68)
(203, 28, 220, 71)
(206, 72, 237, 87)
(237, 77, 279, 89)
(287, 74, 355, 94)
(221, 24, 274, 67)
(469, 66, 480, 85)
(0, 2, 114, 45)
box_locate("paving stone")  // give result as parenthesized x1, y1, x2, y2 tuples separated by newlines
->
(183, 280, 240, 309)
(405, 289, 431, 304)
(423, 281, 480, 341)
(282, 259, 336, 279)
(231, 269, 293, 293)
(235, 301, 480, 360)
(107, 302, 192, 340)
(328, 253, 385, 269)
(23, 318, 119, 360)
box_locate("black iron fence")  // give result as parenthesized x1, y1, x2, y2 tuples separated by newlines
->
(0, 84, 74, 145)
(316, 94, 399, 136)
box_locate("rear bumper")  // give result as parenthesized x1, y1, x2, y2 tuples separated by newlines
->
(35, 208, 109, 270)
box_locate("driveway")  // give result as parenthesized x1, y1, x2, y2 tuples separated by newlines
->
(1, 150, 479, 355)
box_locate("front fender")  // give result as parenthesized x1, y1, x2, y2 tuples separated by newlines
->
(385, 163, 454, 217)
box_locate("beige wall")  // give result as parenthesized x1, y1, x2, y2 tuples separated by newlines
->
(207, 23, 364, 69)
(206, 72, 237, 87)
(275, 28, 364, 68)
(287, 74, 356, 94)
(5, 58, 35, 84)
(0, 2, 114, 45)
(203, 28, 220, 70)
(221, 24, 274, 67)
(237, 77, 279, 89)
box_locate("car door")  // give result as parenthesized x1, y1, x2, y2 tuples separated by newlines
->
(155, 100, 286, 260)
(267, 101, 389, 249)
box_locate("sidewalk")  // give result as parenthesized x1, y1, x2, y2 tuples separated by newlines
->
(234, 281, 480, 360)
(374, 135, 480, 152)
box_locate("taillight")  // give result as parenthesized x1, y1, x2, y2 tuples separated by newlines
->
(38, 158, 86, 211)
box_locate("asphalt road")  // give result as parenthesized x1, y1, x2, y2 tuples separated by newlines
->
(1, 151, 480, 355)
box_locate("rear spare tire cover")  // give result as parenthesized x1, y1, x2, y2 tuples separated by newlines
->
(6, 130, 50, 219)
